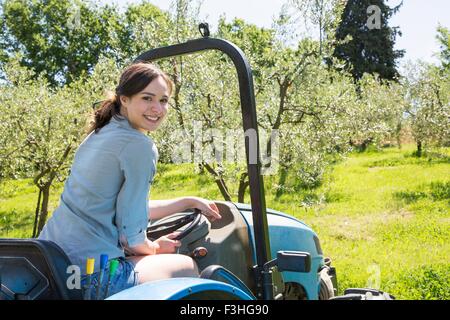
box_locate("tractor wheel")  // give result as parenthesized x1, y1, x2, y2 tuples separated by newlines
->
(319, 267, 335, 300)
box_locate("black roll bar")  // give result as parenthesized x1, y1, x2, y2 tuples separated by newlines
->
(134, 36, 272, 299)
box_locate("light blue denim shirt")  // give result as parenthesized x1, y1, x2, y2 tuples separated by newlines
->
(39, 116, 158, 274)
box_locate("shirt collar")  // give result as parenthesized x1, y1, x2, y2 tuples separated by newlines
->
(110, 115, 150, 138)
(111, 115, 134, 131)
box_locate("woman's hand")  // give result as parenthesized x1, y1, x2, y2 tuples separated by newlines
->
(154, 232, 182, 254)
(189, 197, 222, 222)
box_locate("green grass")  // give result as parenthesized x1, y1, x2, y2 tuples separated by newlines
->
(1, 144, 449, 299)
(291, 145, 450, 300)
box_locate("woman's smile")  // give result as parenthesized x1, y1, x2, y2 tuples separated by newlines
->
(143, 115, 161, 123)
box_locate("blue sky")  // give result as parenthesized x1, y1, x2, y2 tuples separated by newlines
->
(101, 0, 450, 65)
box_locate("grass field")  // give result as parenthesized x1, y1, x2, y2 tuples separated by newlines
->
(1, 144, 449, 299)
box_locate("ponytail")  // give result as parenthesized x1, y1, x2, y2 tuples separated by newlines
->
(88, 91, 121, 134)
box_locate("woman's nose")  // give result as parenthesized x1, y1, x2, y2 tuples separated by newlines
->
(150, 102, 163, 114)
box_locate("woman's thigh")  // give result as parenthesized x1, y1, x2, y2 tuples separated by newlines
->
(127, 254, 199, 284)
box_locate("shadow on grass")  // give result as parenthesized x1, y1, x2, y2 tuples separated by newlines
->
(430, 181, 450, 201)
(393, 191, 428, 204)
(366, 151, 450, 168)
(394, 181, 450, 204)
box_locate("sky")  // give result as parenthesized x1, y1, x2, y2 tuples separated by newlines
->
(100, 0, 450, 65)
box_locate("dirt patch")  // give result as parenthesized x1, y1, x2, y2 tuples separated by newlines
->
(438, 217, 450, 225)
(311, 209, 414, 242)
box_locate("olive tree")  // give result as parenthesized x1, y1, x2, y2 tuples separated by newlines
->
(266, 57, 359, 192)
(351, 74, 406, 151)
(404, 61, 450, 156)
(288, 0, 345, 56)
(0, 57, 119, 236)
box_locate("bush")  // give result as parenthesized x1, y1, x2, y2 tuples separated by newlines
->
(389, 265, 450, 300)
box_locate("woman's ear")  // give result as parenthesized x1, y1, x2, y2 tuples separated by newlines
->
(119, 95, 129, 108)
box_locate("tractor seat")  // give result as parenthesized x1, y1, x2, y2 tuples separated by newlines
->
(0, 238, 82, 300)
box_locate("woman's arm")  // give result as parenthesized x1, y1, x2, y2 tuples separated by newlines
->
(126, 233, 182, 255)
(127, 238, 159, 255)
(127, 198, 220, 256)
(148, 197, 221, 221)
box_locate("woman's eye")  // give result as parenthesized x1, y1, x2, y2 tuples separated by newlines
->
(160, 98, 168, 104)
(143, 97, 152, 101)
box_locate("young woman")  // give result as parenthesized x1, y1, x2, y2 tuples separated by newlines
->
(38, 62, 221, 299)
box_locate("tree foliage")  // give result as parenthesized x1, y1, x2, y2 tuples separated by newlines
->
(1, 0, 447, 229)
(403, 62, 450, 156)
(0, 0, 119, 85)
(333, 0, 405, 81)
(436, 25, 450, 70)
(288, 0, 345, 56)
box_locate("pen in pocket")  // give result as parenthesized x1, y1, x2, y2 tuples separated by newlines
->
(95, 254, 108, 300)
(84, 258, 95, 300)
(104, 259, 119, 299)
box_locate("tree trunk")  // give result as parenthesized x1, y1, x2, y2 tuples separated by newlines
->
(237, 172, 249, 203)
(197, 163, 205, 174)
(33, 143, 72, 236)
(358, 137, 373, 152)
(202, 162, 232, 202)
(275, 167, 289, 199)
(32, 189, 43, 238)
(264, 82, 288, 169)
(36, 185, 51, 237)
(396, 122, 402, 150)
(416, 140, 422, 157)
(319, 11, 323, 56)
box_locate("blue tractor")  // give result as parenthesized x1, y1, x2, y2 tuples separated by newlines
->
(0, 24, 393, 301)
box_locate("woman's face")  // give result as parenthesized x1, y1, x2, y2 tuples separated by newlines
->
(119, 76, 170, 133)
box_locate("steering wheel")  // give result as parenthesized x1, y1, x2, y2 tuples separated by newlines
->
(146, 209, 202, 241)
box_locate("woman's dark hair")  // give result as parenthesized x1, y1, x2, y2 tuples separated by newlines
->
(89, 62, 173, 134)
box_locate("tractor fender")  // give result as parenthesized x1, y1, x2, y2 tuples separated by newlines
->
(106, 277, 255, 300)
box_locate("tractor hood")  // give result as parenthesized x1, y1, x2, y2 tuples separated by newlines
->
(234, 203, 313, 229)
